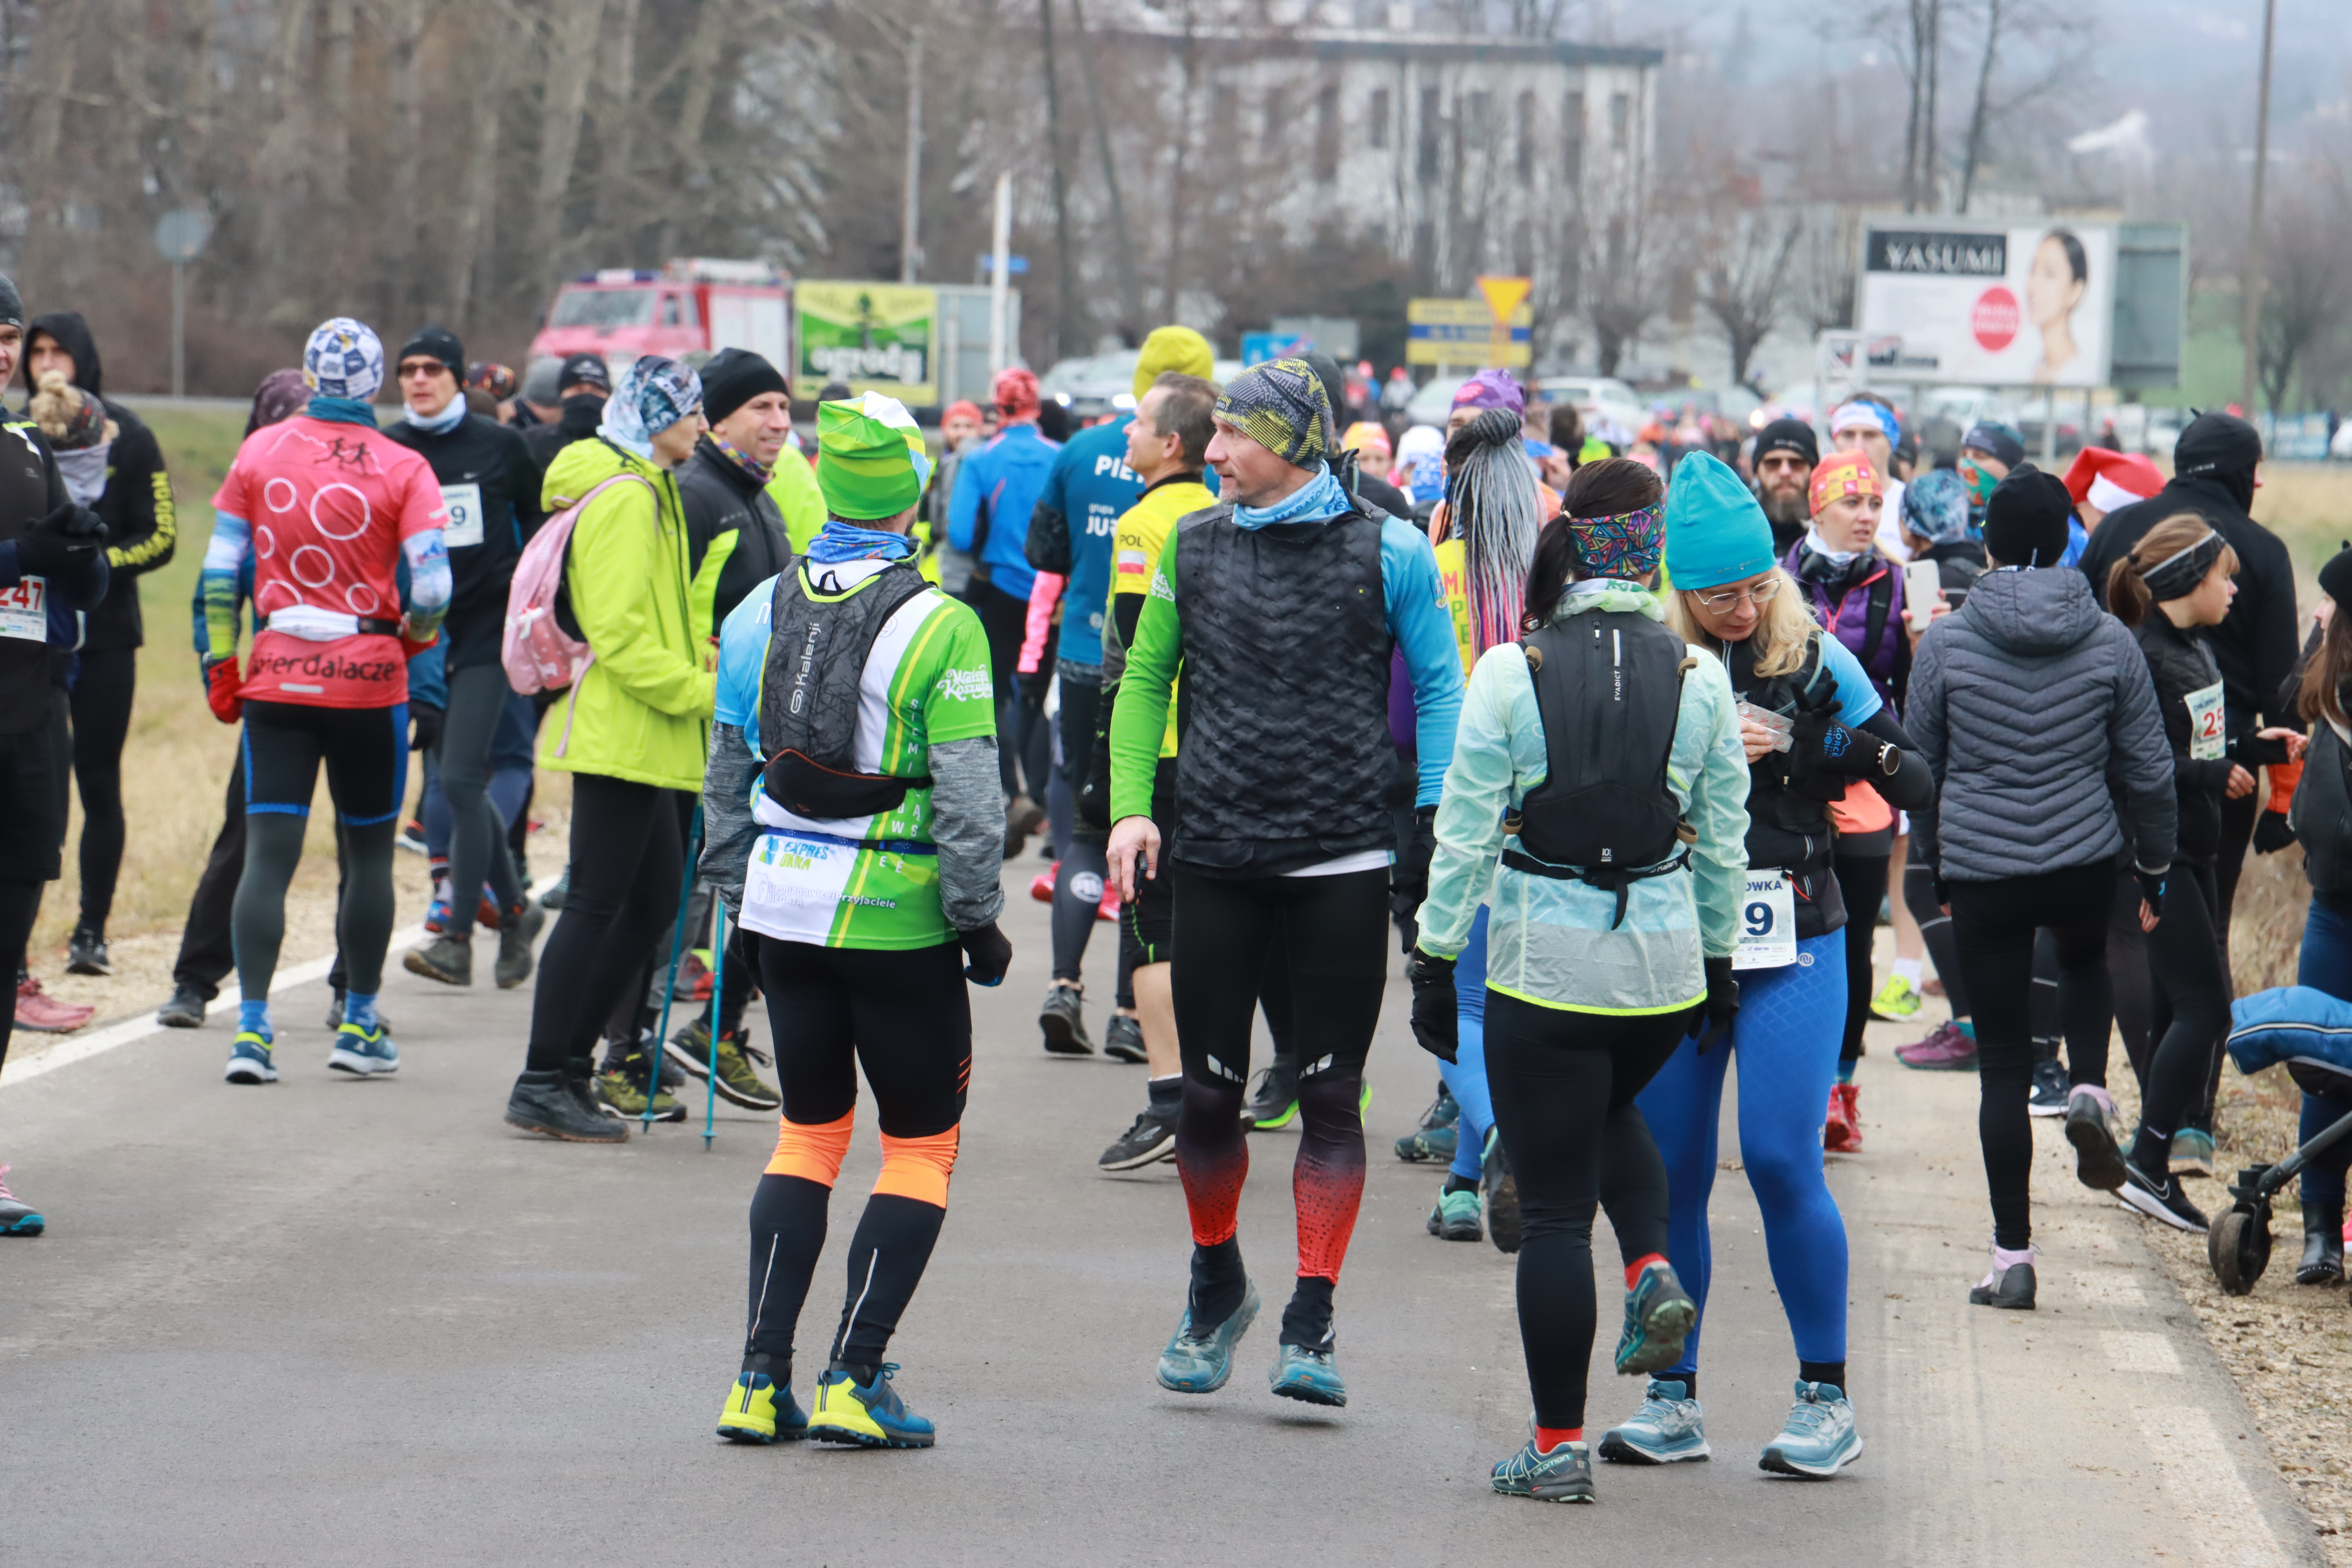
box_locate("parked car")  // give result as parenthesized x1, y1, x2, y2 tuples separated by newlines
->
(1041, 351, 1143, 418)
(1404, 374, 1469, 428)
(1536, 375, 1645, 442)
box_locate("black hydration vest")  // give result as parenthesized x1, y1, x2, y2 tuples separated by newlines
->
(1726, 636, 1847, 938)
(1503, 609, 1694, 928)
(757, 559, 934, 823)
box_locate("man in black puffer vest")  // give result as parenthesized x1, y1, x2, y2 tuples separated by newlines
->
(1106, 358, 1464, 1410)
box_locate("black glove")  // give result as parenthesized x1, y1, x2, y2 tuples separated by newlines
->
(1018, 668, 1051, 711)
(409, 701, 444, 753)
(1392, 805, 1438, 954)
(1690, 954, 1740, 1054)
(38, 500, 107, 539)
(10, 528, 96, 576)
(1077, 702, 1114, 830)
(2254, 808, 2297, 855)
(2132, 863, 2168, 912)
(1787, 695, 1880, 800)
(1407, 947, 1458, 1063)
(958, 920, 1012, 987)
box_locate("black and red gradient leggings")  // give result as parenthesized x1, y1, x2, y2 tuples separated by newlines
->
(1169, 864, 1389, 1348)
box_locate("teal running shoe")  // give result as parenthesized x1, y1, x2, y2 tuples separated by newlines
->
(1598, 1378, 1710, 1464)
(2169, 1127, 2215, 1178)
(224, 1031, 278, 1085)
(1426, 1187, 1482, 1241)
(1492, 1432, 1595, 1502)
(328, 1021, 400, 1077)
(1759, 1380, 1862, 1477)
(1156, 1279, 1260, 1394)
(808, 1362, 935, 1448)
(716, 1370, 809, 1444)
(1394, 1121, 1459, 1163)
(1614, 1260, 1697, 1376)
(1269, 1342, 1347, 1407)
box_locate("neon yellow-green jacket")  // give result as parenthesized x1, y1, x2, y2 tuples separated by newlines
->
(539, 436, 716, 791)
(764, 447, 827, 555)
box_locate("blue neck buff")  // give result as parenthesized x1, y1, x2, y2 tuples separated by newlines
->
(404, 397, 467, 436)
(807, 518, 917, 564)
(1233, 463, 1349, 530)
(306, 395, 379, 427)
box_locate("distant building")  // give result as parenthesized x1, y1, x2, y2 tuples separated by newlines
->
(1104, 1, 1662, 362)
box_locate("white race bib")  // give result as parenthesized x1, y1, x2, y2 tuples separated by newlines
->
(439, 482, 485, 549)
(2184, 679, 2227, 763)
(1732, 871, 1797, 971)
(739, 829, 858, 947)
(0, 573, 45, 642)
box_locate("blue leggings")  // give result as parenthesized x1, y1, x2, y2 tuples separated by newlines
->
(2299, 898, 2352, 1211)
(1638, 928, 1849, 1373)
(1443, 906, 1494, 1182)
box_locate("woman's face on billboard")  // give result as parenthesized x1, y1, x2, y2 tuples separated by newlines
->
(2027, 235, 2086, 328)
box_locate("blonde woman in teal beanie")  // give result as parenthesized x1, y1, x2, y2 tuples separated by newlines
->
(1596, 453, 1934, 1478)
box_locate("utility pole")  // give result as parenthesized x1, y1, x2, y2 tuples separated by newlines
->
(1070, 0, 1143, 338)
(2240, 0, 2277, 413)
(989, 172, 1013, 376)
(1039, 0, 1083, 359)
(900, 28, 924, 284)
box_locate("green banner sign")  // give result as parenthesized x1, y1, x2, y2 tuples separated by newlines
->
(795, 281, 938, 406)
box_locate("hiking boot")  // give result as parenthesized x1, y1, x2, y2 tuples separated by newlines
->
(13, 976, 92, 1034)
(1968, 1247, 2036, 1309)
(2065, 1086, 2129, 1193)
(506, 1066, 627, 1143)
(1895, 1020, 1976, 1071)
(1039, 982, 1094, 1054)
(2027, 1055, 2069, 1116)
(1242, 1062, 1298, 1130)
(494, 899, 545, 989)
(1102, 1012, 1148, 1063)
(66, 925, 110, 977)
(156, 983, 208, 1029)
(403, 934, 473, 986)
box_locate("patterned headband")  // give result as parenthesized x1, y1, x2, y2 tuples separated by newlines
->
(1566, 502, 1666, 582)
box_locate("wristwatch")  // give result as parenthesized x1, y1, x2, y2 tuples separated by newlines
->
(1876, 740, 1901, 777)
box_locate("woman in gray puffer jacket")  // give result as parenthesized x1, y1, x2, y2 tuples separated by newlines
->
(1905, 466, 2176, 1311)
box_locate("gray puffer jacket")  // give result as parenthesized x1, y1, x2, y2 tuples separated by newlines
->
(1907, 566, 2176, 882)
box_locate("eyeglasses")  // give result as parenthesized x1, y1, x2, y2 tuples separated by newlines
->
(1692, 577, 1782, 612)
(397, 360, 448, 380)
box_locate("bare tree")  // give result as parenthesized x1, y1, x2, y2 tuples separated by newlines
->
(1955, 0, 2090, 212)
(1697, 203, 1801, 387)
(2255, 186, 2351, 414)
(1791, 205, 1860, 337)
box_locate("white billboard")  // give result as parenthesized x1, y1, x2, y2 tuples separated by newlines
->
(1858, 220, 2115, 388)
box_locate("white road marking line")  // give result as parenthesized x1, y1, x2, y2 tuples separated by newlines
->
(2075, 1273, 2148, 1307)
(0, 925, 429, 1092)
(2134, 1405, 2290, 1568)
(2104, 1330, 2184, 1374)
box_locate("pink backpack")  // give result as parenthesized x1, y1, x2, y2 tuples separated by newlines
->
(502, 473, 652, 697)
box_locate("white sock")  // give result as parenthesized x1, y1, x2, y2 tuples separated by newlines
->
(1892, 957, 1923, 985)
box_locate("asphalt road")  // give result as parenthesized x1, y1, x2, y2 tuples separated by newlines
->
(0, 876, 2322, 1567)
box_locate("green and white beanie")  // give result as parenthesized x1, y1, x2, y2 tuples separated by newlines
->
(816, 391, 935, 520)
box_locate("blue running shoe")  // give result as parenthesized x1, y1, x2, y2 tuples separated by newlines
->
(808, 1362, 934, 1448)
(1492, 1432, 1595, 1503)
(328, 1021, 400, 1077)
(1394, 1121, 1459, 1163)
(1427, 1187, 1482, 1241)
(1269, 1343, 1347, 1407)
(717, 1370, 809, 1444)
(1157, 1280, 1260, 1394)
(1759, 1380, 1862, 1477)
(1614, 1260, 1697, 1376)
(1598, 1378, 1710, 1464)
(224, 1031, 278, 1085)
(0, 1164, 44, 1237)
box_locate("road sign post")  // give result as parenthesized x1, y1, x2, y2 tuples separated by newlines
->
(1475, 276, 1532, 372)
(154, 209, 214, 398)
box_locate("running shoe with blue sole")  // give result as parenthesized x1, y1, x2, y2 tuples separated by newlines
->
(1759, 1380, 1862, 1477)
(808, 1362, 934, 1448)
(0, 1165, 43, 1237)
(1493, 1432, 1595, 1503)
(1269, 1342, 1347, 1407)
(224, 1031, 278, 1085)
(328, 1021, 400, 1077)
(1614, 1260, 1698, 1376)
(1157, 1279, 1260, 1394)
(1598, 1378, 1710, 1464)
(717, 1370, 809, 1444)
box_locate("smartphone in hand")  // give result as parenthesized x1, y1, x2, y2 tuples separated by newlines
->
(1904, 559, 1943, 633)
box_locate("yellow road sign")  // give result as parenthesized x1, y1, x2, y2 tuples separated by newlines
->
(1407, 294, 1533, 367)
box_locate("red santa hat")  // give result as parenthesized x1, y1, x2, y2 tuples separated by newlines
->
(2062, 447, 2164, 515)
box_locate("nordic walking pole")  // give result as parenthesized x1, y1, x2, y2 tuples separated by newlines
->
(703, 899, 724, 1150)
(642, 801, 705, 1131)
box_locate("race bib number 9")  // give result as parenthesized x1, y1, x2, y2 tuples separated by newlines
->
(2184, 679, 2227, 762)
(439, 482, 485, 550)
(0, 573, 46, 642)
(1732, 871, 1797, 971)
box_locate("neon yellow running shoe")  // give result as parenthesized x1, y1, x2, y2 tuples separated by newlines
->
(717, 1369, 808, 1444)
(808, 1362, 935, 1448)
(1868, 974, 1924, 1022)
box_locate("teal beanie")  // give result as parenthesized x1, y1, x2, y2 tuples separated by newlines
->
(1663, 451, 1779, 590)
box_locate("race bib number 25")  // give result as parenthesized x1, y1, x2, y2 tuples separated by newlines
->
(2184, 679, 2227, 763)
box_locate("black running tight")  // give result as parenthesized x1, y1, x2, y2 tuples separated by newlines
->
(1832, 845, 1889, 1063)
(2132, 860, 2231, 1174)
(67, 646, 135, 931)
(1901, 856, 1970, 1018)
(0, 878, 42, 1074)
(525, 773, 685, 1072)
(435, 663, 525, 940)
(1485, 991, 1686, 1430)
(1949, 861, 2115, 1250)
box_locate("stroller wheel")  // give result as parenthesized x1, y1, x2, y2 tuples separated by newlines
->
(2208, 1206, 2272, 1296)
